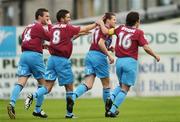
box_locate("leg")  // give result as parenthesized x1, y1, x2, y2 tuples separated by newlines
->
(101, 77, 120, 116)
(25, 80, 54, 110)
(72, 51, 96, 101)
(33, 85, 45, 113)
(73, 75, 95, 101)
(34, 79, 47, 113)
(101, 77, 110, 103)
(65, 83, 74, 118)
(66, 75, 95, 118)
(25, 80, 54, 118)
(107, 84, 130, 117)
(105, 84, 121, 115)
(25, 55, 56, 118)
(107, 57, 137, 117)
(101, 77, 112, 114)
(109, 58, 123, 102)
(110, 85, 121, 101)
(10, 77, 28, 107)
(7, 76, 28, 119)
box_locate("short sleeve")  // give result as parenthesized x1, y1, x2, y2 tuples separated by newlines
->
(99, 29, 106, 40)
(33, 24, 49, 40)
(68, 25, 80, 36)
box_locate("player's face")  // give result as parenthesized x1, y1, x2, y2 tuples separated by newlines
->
(109, 16, 116, 28)
(63, 13, 71, 24)
(41, 12, 50, 25)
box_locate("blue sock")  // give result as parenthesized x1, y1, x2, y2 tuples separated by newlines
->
(10, 84, 23, 107)
(66, 91, 74, 115)
(103, 88, 110, 103)
(72, 84, 88, 101)
(66, 91, 73, 99)
(34, 85, 45, 113)
(110, 90, 127, 113)
(33, 86, 48, 99)
(110, 86, 121, 101)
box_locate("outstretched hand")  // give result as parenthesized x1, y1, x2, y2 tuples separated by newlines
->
(95, 16, 104, 26)
(155, 55, 160, 62)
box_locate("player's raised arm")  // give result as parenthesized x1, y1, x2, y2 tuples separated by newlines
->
(98, 19, 115, 35)
(78, 13, 117, 34)
(143, 44, 160, 62)
(73, 31, 91, 40)
(98, 13, 116, 35)
(79, 23, 97, 33)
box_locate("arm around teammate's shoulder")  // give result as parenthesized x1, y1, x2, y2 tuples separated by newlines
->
(96, 19, 115, 35)
(79, 23, 97, 33)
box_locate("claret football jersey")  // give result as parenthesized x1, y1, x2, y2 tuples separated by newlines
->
(48, 23, 80, 58)
(115, 25, 148, 60)
(21, 22, 50, 53)
(90, 27, 113, 54)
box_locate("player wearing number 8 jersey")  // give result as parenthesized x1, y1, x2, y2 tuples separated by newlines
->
(105, 11, 160, 117)
(7, 8, 51, 119)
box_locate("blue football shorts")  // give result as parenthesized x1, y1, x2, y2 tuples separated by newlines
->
(17, 51, 45, 80)
(84, 50, 109, 78)
(116, 57, 138, 86)
(45, 55, 73, 86)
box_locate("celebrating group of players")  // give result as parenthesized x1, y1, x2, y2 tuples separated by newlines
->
(7, 8, 160, 119)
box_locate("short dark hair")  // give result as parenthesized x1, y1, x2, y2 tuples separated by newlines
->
(126, 11, 139, 26)
(35, 8, 48, 20)
(103, 12, 115, 23)
(56, 9, 70, 22)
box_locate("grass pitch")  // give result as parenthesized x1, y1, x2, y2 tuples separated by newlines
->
(1, 97, 180, 122)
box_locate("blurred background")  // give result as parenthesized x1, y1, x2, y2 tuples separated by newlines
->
(0, 0, 180, 99)
(1, 0, 180, 25)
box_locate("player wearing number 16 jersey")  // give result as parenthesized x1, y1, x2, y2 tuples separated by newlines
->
(7, 8, 51, 119)
(105, 11, 160, 117)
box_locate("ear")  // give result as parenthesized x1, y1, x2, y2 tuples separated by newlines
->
(105, 19, 110, 24)
(60, 18, 64, 22)
(37, 15, 42, 20)
(135, 21, 139, 28)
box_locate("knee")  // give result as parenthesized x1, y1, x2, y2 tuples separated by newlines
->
(17, 79, 27, 87)
(102, 83, 110, 89)
(121, 83, 130, 92)
(84, 83, 93, 90)
(45, 82, 54, 93)
(47, 86, 52, 93)
(65, 84, 74, 91)
(101, 78, 110, 88)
